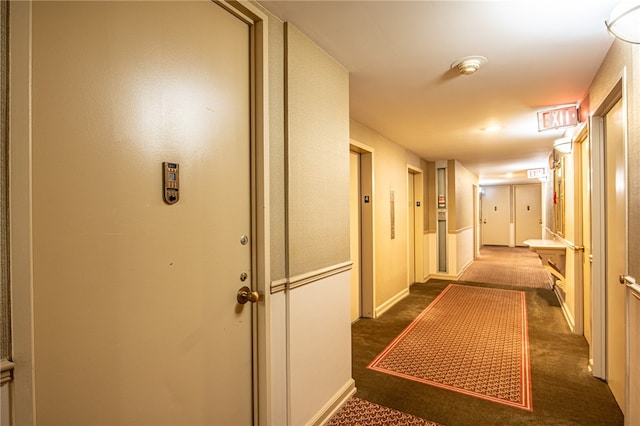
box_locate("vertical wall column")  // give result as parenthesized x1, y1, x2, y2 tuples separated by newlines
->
(284, 23, 354, 425)
(436, 164, 447, 273)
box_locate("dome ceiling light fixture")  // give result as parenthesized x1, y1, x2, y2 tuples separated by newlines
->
(605, 1, 640, 44)
(450, 56, 488, 76)
(554, 137, 573, 154)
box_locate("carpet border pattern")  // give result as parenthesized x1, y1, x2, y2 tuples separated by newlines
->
(367, 284, 533, 411)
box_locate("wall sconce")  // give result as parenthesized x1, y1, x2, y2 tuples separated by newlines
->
(553, 137, 572, 154)
(606, 1, 640, 44)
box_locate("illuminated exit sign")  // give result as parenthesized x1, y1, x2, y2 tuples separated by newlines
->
(537, 105, 579, 131)
(527, 168, 547, 179)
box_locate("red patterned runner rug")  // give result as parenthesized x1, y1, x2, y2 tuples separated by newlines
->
(327, 397, 441, 425)
(367, 284, 533, 411)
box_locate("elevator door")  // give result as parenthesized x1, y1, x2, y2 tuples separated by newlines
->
(350, 151, 362, 322)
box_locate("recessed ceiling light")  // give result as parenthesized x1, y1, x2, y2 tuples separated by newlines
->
(451, 56, 488, 75)
(482, 125, 502, 132)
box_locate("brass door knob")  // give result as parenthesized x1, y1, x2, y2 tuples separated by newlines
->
(237, 286, 260, 304)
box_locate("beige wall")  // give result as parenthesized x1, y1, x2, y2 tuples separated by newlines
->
(283, 23, 354, 425)
(260, 10, 355, 424)
(350, 120, 422, 310)
(452, 160, 475, 232)
(449, 160, 477, 275)
(286, 23, 350, 278)
(267, 9, 287, 283)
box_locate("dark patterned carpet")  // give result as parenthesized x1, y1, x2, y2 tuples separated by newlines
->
(459, 246, 553, 289)
(351, 280, 623, 425)
(367, 284, 532, 411)
(327, 397, 441, 425)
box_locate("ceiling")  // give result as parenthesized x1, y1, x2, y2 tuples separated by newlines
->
(258, 0, 620, 185)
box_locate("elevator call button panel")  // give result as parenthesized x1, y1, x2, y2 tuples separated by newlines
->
(163, 162, 180, 205)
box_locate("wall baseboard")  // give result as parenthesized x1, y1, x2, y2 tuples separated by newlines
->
(554, 283, 576, 332)
(425, 273, 458, 281)
(307, 379, 356, 426)
(375, 287, 410, 317)
(456, 259, 474, 279)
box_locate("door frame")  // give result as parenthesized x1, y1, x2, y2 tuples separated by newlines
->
(571, 124, 588, 338)
(8, 1, 270, 423)
(579, 124, 593, 349)
(590, 75, 625, 382)
(217, 3, 271, 422)
(473, 184, 480, 258)
(349, 150, 362, 321)
(349, 139, 375, 318)
(407, 165, 424, 285)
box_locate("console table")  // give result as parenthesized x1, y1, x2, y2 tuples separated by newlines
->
(523, 239, 566, 286)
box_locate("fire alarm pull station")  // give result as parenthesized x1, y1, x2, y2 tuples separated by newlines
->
(163, 162, 180, 205)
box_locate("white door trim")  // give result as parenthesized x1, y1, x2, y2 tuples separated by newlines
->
(407, 165, 424, 285)
(349, 139, 375, 318)
(216, 2, 271, 424)
(590, 74, 625, 381)
(591, 114, 606, 379)
(9, 2, 37, 423)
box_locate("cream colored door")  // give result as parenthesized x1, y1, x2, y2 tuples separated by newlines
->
(605, 98, 626, 414)
(31, 2, 253, 425)
(481, 185, 510, 246)
(349, 151, 361, 322)
(514, 184, 541, 246)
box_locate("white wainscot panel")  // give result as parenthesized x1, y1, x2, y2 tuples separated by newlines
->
(1, 382, 10, 425)
(288, 271, 354, 425)
(268, 291, 288, 426)
(456, 227, 474, 275)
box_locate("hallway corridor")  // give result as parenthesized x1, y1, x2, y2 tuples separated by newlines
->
(459, 246, 553, 289)
(346, 249, 623, 425)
